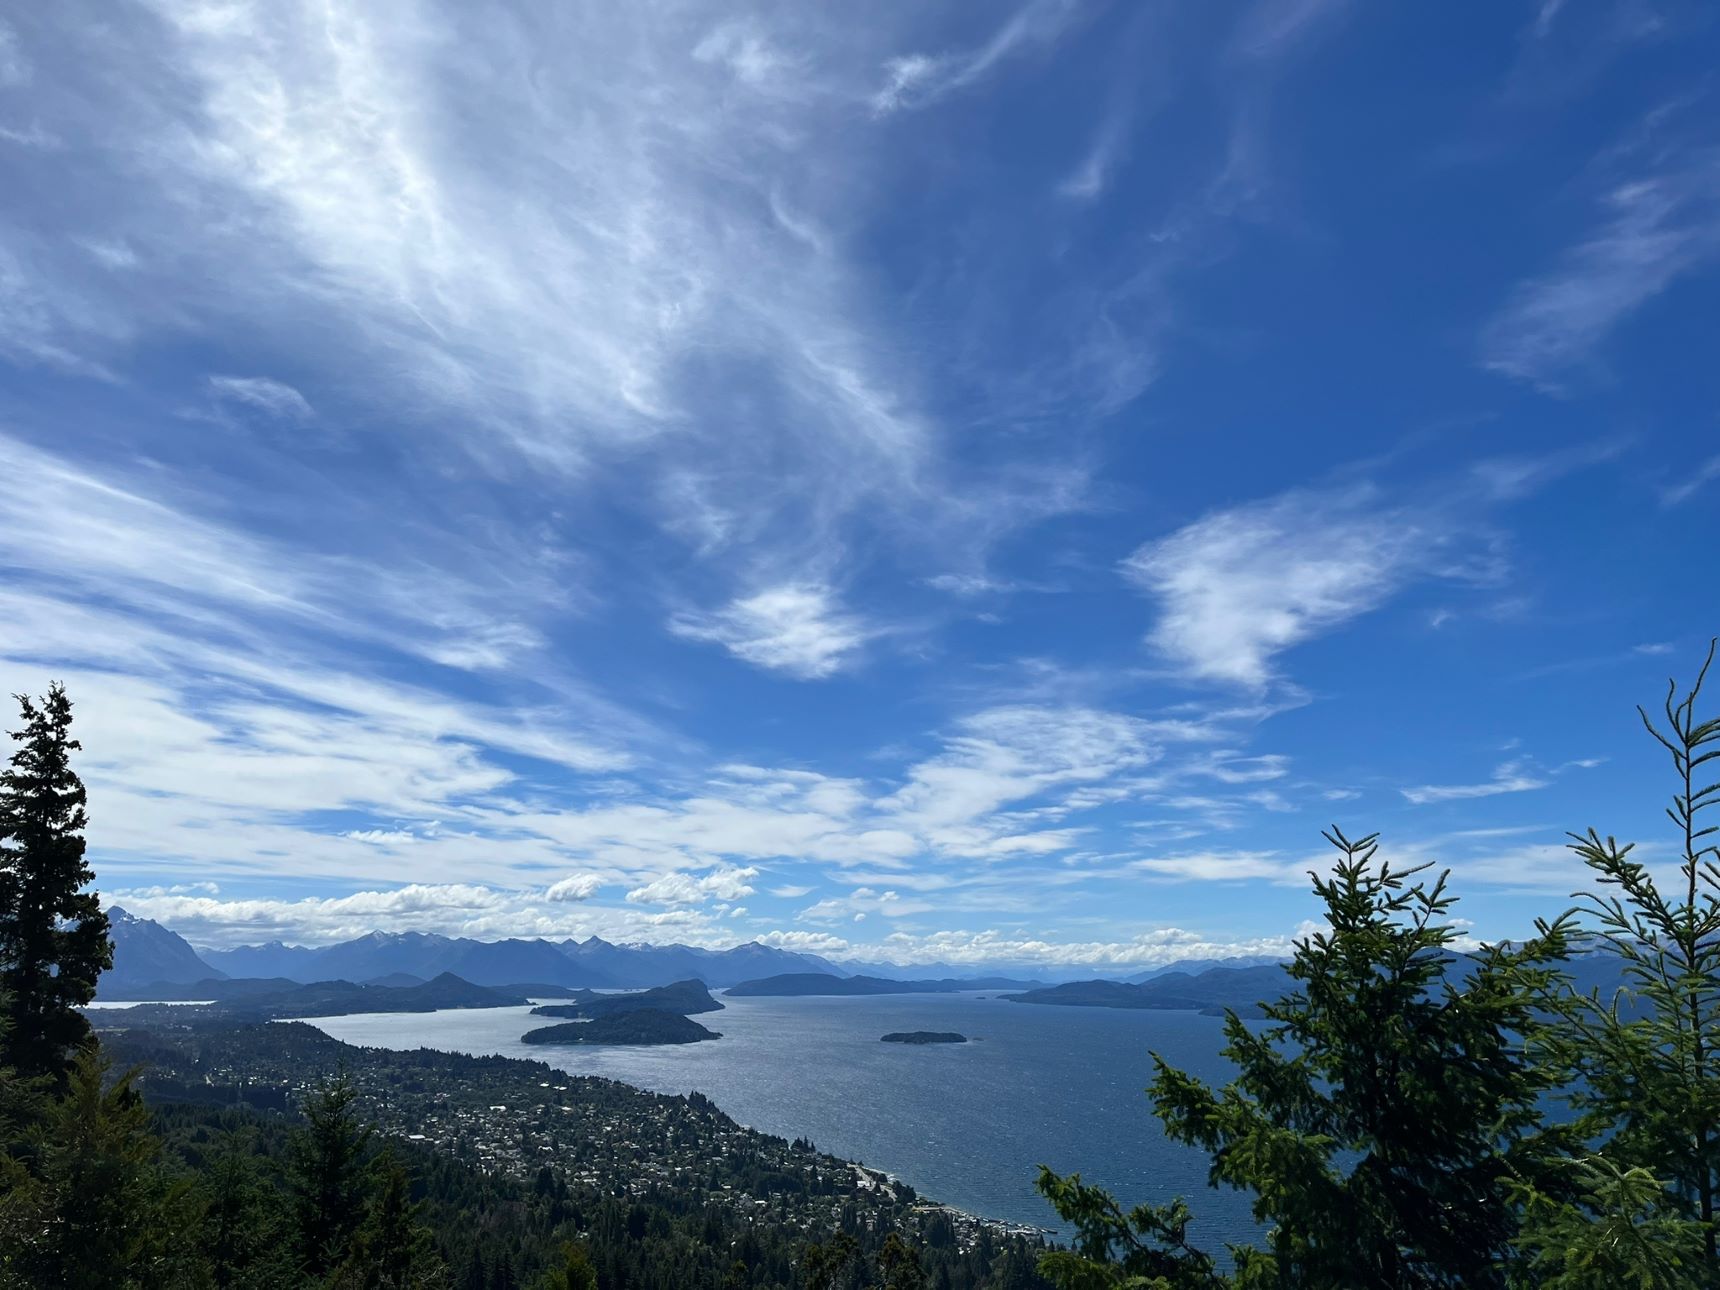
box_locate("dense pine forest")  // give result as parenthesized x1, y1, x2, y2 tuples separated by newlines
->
(4, 648, 1720, 1286)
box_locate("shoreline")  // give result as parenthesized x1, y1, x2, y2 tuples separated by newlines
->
(295, 997, 1075, 1239)
(96, 1008, 1062, 1247)
(411, 1032, 1063, 1244)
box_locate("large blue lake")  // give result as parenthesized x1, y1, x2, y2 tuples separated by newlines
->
(306, 992, 1259, 1249)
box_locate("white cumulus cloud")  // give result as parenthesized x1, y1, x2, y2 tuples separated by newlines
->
(545, 873, 603, 903)
(626, 865, 760, 907)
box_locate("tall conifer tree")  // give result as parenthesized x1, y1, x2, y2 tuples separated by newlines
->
(0, 684, 109, 1079)
(1517, 641, 1720, 1285)
(1037, 828, 1574, 1288)
(288, 1072, 374, 1277)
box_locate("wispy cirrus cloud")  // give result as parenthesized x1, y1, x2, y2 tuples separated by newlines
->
(0, 1, 1086, 618)
(207, 375, 314, 422)
(0, 431, 649, 896)
(877, 706, 1167, 850)
(1119, 445, 1619, 690)
(0, 240, 124, 379)
(1401, 756, 1601, 805)
(1230, 0, 1352, 61)
(0, 22, 27, 87)
(1057, 75, 1143, 204)
(1122, 485, 1439, 688)
(0, 431, 570, 679)
(1481, 155, 1720, 389)
(870, 0, 1081, 114)
(669, 584, 874, 679)
(1662, 453, 1720, 507)
(1132, 849, 1304, 884)
(1401, 759, 1551, 805)
(1531, 0, 1569, 39)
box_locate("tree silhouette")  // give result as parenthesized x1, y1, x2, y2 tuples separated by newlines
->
(0, 684, 110, 1080)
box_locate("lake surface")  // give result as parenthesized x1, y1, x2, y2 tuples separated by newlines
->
(306, 992, 1259, 1248)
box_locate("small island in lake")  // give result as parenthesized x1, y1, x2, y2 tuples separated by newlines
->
(880, 1031, 968, 1045)
(521, 1007, 721, 1046)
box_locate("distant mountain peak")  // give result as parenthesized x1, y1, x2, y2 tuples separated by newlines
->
(357, 929, 446, 945)
(168, 924, 874, 990)
(101, 905, 227, 992)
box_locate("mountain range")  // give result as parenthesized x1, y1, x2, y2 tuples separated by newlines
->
(1004, 964, 1294, 1012)
(724, 973, 1041, 997)
(103, 907, 1300, 999)
(1006, 942, 1644, 1017)
(1124, 954, 1287, 984)
(103, 908, 852, 995)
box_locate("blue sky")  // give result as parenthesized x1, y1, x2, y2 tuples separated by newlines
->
(2, 1, 1717, 966)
